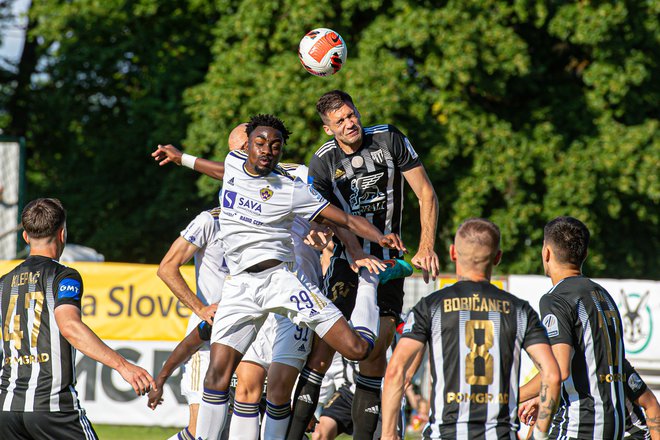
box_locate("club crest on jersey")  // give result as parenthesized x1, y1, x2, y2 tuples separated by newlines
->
(542, 314, 559, 338)
(260, 188, 273, 201)
(370, 149, 385, 164)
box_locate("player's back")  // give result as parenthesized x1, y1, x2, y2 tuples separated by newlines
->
(0, 256, 81, 412)
(540, 276, 626, 439)
(403, 280, 547, 439)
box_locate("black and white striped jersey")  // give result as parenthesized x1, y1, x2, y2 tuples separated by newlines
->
(0, 255, 84, 412)
(623, 359, 650, 440)
(401, 280, 549, 439)
(540, 276, 627, 439)
(308, 124, 421, 260)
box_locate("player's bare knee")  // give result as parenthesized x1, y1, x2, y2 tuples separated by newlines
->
(342, 337, 369, 361)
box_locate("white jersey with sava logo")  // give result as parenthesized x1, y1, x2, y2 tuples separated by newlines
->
(219, 151, 329, 275)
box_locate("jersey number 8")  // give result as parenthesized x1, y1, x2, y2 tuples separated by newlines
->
(465, 319, 494, 386)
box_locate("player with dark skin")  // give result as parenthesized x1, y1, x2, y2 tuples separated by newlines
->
(201, 124, 405, 398)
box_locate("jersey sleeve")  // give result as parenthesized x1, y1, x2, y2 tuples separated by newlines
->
(521, 301, 550, 349)
(400, 296, 431, 343)
(53, 267, 84, 309)
(180, 211, 215, 248)
(623, 358, 648, 401)
(292, 177, 330, 222)
(388, 126, 421, 172)
(196, 321, 212, 341)
(539, 293, 575, 346)
(308, 154, 334, 201)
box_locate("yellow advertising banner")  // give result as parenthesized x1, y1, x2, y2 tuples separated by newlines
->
(0, 260, 195, 341)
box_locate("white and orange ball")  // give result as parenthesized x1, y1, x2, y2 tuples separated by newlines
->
(298, 28, 347, 77)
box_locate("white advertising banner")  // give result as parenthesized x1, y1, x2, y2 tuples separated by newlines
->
(509, 275, 660, 395)
(75, 340, 189, 427)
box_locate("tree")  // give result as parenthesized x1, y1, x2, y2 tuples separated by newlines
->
(12, 0, 222, 262)
(4, 0, 658, 277)
(183, 0, 659, 278)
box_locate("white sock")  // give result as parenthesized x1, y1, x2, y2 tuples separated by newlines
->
(261, 400, 291, 440)
(167, 427, 194, 440)
(350, 269, 380, 343)
(228, 401, 261, 440)
(195, 388, 229, 440)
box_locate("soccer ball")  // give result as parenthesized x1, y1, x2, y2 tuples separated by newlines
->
(298, 28, 347, 77)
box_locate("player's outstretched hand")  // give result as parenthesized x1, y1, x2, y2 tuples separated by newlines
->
(197, 303, 218, 326)
(411, 247, 440, 283)
(350, 252, 386, 274)
(118, 362, 157, 396)
(147, 377, 166, 410)
(304, 223, 334, 251)
(519, 396, 539, 426)
(379, 233, 406, 253)
(151, 144, 183, 166)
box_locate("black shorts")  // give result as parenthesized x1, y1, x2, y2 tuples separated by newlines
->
(323, 256, 405, 320)
(0, 409, 98, 440)
(320, 386, 354, 435)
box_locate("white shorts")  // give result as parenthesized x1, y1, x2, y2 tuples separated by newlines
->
(181, 344, 210, 405)
(243, 313, 312, 371)
(211, 262, 342, 354)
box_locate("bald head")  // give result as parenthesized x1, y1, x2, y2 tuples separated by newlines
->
(228, 123, 248, 151)
(452, 218, 501, 273)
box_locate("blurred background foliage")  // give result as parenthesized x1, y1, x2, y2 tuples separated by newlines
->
(0, 0, 658, 278)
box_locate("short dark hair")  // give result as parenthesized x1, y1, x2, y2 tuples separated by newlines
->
(21, 198, 66, 239)
(316, 90, 355, 119)
(246, 114, 291, 144)
(456, 218, 501, 252)
(544, 216, 590, 266)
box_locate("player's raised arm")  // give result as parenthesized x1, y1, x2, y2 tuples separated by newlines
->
(152, 123, 248, 180)
(151, 144, 226, 180)
(316, 203, 406, 252)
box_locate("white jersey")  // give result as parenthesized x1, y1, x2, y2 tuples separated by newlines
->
(219, 151, 329, 274)
(180, 207, 228, 334)
(281, 163, 323, 285)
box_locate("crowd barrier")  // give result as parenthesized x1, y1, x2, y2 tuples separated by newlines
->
(0, 261, 657, 427)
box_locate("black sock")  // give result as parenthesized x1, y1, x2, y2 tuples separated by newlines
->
(286, 367, 323, 440)
(351, 374, 382, 440)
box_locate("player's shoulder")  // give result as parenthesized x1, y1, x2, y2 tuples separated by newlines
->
(544, 276, 595, 302)
(228, 150, 248, 160)
(206, 206, 222, 219)
(363, 124, 399, 137)
(313, 139, 337, 159)
(273, 164, 295, 181)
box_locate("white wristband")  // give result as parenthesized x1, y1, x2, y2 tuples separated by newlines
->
(532, 427, 549, 440)
(181, 153, 197, 170)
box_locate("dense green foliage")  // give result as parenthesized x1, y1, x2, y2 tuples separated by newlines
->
(2, 0, 658, 277)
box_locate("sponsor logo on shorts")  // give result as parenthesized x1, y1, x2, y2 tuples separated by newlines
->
(298, 344, 307, 352)
(309, 309, 319, 317)
(542, 314, 559, 338)
(365, 405, 380, 414)
(228, 177, 234, 185)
